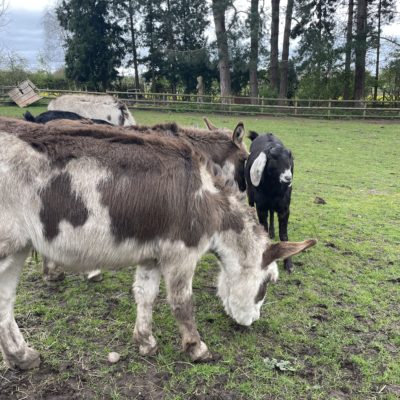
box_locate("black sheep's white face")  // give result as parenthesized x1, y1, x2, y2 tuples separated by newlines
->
(250, 148, 293, 187)
(269, 147, 293, 186)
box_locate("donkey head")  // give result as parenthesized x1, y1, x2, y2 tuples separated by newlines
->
(217, 238, 316, 326)
(204, 117, 248, 191)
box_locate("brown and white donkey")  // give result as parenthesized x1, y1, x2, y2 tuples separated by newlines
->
(0, 118, 316, 369)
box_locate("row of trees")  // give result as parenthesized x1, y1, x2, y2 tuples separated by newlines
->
(1, 0, 399, 101)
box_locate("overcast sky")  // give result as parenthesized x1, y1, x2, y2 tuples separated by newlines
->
(0, 0, 399, 71)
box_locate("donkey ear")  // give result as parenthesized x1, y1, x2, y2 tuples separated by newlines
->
(203, 117, 217, 131)
(250, 152, 267, 187)
(232, 122, 245, 145)
(262, 240, 317, 268)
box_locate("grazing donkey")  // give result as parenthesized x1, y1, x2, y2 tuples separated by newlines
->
(0, 118, 316, 369)
(48, 94, 136, 126)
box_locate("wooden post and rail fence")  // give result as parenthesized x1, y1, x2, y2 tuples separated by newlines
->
(1, 86, 399, 120)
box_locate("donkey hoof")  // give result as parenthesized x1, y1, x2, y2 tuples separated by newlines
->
(7, 348, 41, 370)
(139, 343, 158, 356)
(189, 341, 212, 362)
(134, 334, 158, 356)
(44, 269, 65, 282)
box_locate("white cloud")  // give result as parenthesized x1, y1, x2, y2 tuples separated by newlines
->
(8, 0, 55, 12)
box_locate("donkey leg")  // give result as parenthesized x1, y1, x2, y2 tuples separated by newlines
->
(0, 249, 41, 370)
(133, 263, 161, 356)
(162, 259, 212, 362)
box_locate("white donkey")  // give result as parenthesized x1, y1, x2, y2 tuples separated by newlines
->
(48, 94, 136, 126)
(0, 118, 316, 369)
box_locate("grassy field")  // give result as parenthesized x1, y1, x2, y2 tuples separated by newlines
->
(0, 105, 399, 399)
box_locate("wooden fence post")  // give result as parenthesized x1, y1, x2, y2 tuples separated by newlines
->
(328, 99, 331, 119)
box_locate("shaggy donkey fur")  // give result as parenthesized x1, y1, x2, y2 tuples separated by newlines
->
(0, 117, 315, 369)
(21, 118, 248, 282)
(23, 111, 116, 281)
(48, 94, 136, 126)
(126, 120, 248, 191)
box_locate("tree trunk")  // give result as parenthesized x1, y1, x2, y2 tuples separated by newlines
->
(212, 0, 231, 102)
(249, 0, 260, 104)
(278, 0, 294, 103)
(354, 0, 368, 103)
(270, 0, 280, 94)
(343, 0, 354, 101)
(128, 0, 140, 90)
(373, 0, 382, 101)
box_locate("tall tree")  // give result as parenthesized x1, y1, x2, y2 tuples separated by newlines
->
(279, 0, 294, 101)
(0, 0, 8, 28)
(140, 0, 210, 93)
(249, 0, 260, 103)
(270, 0, 280, 93)
(57, 0, 124, 90)
(42, 1, 67, 71)
(126, 0, 140, 90)
(172, 0, 210, 93)
(212, 0, 232, 102)
(379, 51, 400, 100)
(371, 0, 396, 100)
(292, 0, 340, 99)
(373, 0, 382, 101)
(353, 0, 368, 101)
(140, 0, 163, 91)
(159, 0, 179, 92)
(343, 0, 354, 100)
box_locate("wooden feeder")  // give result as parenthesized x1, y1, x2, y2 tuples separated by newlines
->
(8, 80, 42, 107)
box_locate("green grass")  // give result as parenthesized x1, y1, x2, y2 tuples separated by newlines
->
(0, 106, 399, 399)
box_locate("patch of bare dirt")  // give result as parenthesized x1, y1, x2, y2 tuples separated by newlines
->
(0, 361, 169, 400)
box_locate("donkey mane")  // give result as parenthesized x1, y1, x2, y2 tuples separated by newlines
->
(0, 117, 255, 228)
(130, 122, 235, 145)
(0, 118, 195, 164)
(127, 122, 245, 166)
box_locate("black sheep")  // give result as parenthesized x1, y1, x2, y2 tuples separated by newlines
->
(23, 110, 113, 125)
(245, 132, 295, 272)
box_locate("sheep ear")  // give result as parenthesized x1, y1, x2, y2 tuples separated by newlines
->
(232, 122, 245, 145)
(203, 117, 217, 131)
(262, 240, 317, 268)
(250, 152, 267, 187)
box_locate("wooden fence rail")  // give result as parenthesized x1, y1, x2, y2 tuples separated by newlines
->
(1, 87, 400, 119)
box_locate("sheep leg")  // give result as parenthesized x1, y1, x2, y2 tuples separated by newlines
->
(278, 209, 293, 272)
(256, 207, 269, 234)
(247, 186, 255, 207)
(0, 249, 41, 370)
(162, 258, 212, 362)
(133, 263, 161, 356)
(269, 210, 275, 239)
